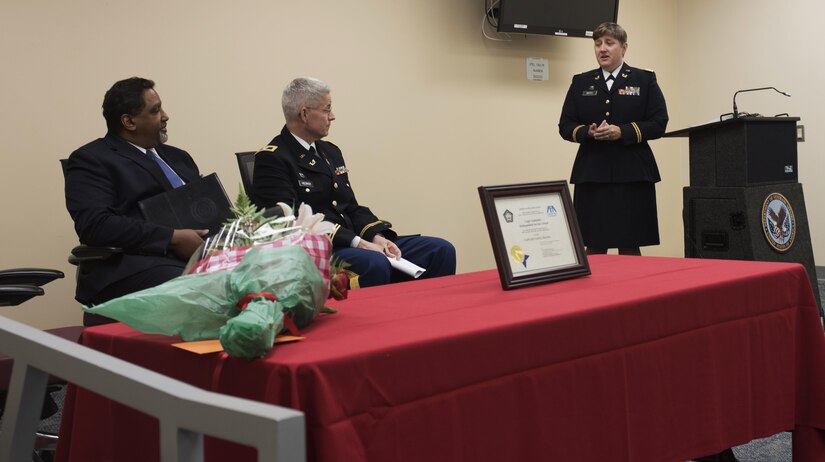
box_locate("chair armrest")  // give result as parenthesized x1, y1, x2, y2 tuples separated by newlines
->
(68, 245, 123, 266)
(0, 285, 45, 307)
(262, 206, 285, 218)
(0, 268, 64, 287)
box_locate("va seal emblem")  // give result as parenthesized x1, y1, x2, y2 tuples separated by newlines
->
(761, 192, 796, 253)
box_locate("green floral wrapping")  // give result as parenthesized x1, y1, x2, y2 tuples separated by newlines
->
(82, 245, 327, 354)
(219, 297, 283, 359)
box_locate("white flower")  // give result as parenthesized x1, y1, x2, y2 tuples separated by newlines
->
(276, 202, 293, 217)
(295, 203, 335, 236)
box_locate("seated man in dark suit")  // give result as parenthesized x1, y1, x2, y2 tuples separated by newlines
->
(252, 77, 456, 288)
(64, 77, 207, 325)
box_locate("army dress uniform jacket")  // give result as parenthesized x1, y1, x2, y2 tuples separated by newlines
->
(252, 126, 396, 249)
(558, 63, 668, 184)
(64, 133, 200, 303)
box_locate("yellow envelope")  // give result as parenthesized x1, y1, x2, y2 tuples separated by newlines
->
(172, 336, 304, 354)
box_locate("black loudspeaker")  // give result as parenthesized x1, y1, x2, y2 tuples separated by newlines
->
(683, 183, 822, 315)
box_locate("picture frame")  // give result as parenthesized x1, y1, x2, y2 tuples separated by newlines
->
(478, 181, 590, 290)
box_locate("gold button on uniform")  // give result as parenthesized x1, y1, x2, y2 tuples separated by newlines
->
(605, 112, 610, 116)
(605, 99, 610, 104)
(334, 183, 338, 189)
(305, 188, 310, 192)
(332, 200, 337, 206)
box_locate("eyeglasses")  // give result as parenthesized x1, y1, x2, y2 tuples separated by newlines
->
(308, 107, 333, 116)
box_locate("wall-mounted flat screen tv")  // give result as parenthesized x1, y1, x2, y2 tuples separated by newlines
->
(496, 0, 620, 38)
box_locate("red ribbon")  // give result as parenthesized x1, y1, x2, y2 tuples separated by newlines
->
(236, 291, 277, 309)
(236, 292, 301, 336)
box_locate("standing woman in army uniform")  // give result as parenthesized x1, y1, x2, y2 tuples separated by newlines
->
(558, 22, 668, 256)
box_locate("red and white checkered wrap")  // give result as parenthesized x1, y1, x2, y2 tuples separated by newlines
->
(186, 233, 331, 289)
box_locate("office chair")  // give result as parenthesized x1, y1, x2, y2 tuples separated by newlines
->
(0, 268, 83, 461)
(234, 152, 293, 223)
(59, 159, 123, 302)
(235, 151, 255, 194)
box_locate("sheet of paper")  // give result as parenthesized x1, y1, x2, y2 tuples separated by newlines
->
(388, 257, 426, 278)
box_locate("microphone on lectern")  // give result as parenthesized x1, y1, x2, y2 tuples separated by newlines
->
(732, 87, 791, 118)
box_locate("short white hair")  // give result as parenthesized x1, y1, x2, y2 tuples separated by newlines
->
(282, 77, 331, 122)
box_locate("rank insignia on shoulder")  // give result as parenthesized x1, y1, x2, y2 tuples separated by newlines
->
(334, 166, 349, 176)
(255, 145, 277, 154)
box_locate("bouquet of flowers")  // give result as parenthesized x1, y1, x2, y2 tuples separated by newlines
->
(82, 191, 341, 359)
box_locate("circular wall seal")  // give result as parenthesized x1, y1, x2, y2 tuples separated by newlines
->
(761, 192, 796, 253)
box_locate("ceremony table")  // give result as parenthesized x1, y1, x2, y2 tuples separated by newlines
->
(55, 255, 825, 462)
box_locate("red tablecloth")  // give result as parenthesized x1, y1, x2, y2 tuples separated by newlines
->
(56, 255, 825, 462)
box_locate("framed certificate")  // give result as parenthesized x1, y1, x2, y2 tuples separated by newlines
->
(478, 181, 590, 290)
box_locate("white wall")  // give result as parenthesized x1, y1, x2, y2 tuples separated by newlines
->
(2, 0, 683, 328)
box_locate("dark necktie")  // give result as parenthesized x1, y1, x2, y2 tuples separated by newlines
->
(309, 145, 321, 159)
(606, 74, 615, 90)
(148, 148, 184, 188)
(310, 145, 332, 170)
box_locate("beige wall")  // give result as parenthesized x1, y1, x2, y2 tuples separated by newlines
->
(0, 0, 701, 329)
(675, 0, 824, 251)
